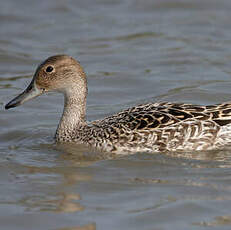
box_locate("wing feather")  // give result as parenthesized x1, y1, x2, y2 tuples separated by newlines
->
(91, 101, 231, 131)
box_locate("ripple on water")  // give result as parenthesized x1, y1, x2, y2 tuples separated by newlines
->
(2, 0, 231, 229)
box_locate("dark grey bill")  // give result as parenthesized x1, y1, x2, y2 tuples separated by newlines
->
(5, 81, 43, 110)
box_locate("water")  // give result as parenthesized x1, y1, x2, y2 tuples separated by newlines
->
(1, 0, 231, 229)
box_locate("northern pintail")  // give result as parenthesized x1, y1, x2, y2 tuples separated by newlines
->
(5, 55, 231, 153)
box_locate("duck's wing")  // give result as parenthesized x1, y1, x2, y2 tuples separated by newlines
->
(91, 102, 181, 130)
(92, 102, 231, 131)
(169, 102, 231, 126)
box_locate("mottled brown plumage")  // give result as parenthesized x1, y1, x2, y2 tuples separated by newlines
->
(5, 55, 231, 153)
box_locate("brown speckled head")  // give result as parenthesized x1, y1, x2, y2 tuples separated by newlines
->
(35, 55, 87, 92)
(5, 55, 87, 109)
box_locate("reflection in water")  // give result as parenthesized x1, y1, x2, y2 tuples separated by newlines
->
(165, 148, 231, 167)
(18, 192, 83, 213)
(53, 193, 84, 213)
(57, 223, 96, 230)
(2, 0, 231, 229)
(131, 177, 219, 189)
(57, 142, 117, 162)
(10, 149, 95, 214)
(193, 215, 231, 227)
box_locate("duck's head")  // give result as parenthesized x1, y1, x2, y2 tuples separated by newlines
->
(5, 55, 87, 110)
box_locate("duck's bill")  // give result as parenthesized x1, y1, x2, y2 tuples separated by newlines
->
(5, 82, 43, 110)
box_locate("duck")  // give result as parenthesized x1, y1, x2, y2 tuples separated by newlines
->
(5, 55, 231, 153)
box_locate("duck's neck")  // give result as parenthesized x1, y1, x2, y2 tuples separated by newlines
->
(55, 85, 87, 141)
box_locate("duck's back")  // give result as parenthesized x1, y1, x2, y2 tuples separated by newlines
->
(93, 102, 231, 130)
(89, 102, 231, 153)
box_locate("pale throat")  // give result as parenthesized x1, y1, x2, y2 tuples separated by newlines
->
(56, 83, 87, 137)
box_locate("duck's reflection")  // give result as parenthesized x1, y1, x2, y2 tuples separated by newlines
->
(20, 145, 97, 214)
(57, 223, 96, 230)
(53, 193, 84, 213)
(193, 215, 231, 227)
(164, 147, 231, 168)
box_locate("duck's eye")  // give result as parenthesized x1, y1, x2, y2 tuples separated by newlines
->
(46, 66, 53, 73)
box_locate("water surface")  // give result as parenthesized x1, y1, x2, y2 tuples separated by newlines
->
(1, 0, 231, 229)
